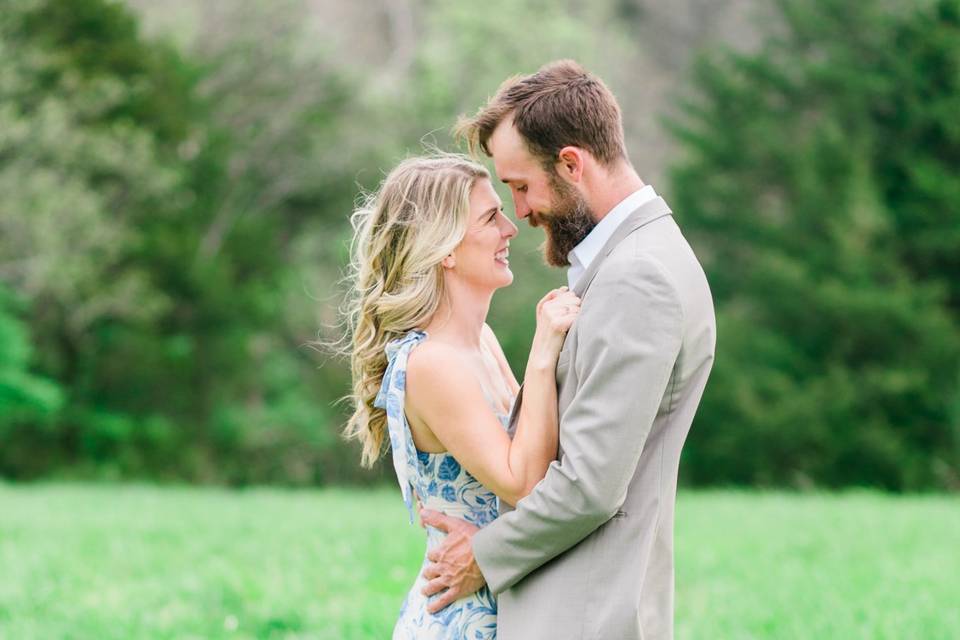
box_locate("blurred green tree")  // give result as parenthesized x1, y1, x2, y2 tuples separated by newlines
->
(0, 0, 340, 482)
(0, 286, 64, 471)
(0, 0, 184, 478)
(5, 0, 957, 490)
(670, 0, 960, 490)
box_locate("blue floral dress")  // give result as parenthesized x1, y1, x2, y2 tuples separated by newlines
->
(374, 330, 511, 640)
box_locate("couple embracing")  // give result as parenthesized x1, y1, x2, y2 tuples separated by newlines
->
(343, 60, 716, 640)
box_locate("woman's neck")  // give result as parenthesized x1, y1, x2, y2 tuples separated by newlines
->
(424, 279, 493, 349)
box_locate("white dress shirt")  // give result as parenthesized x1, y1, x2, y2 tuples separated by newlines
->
(567, 185, 658, 289)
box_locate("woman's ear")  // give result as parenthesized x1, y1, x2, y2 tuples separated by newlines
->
(441, 254, 456, 269)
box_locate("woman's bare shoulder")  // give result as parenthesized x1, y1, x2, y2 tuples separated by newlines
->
(406, 338, 464, 374)
(404, 339, 475, 406)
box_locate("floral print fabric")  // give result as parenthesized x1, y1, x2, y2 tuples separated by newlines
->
(375, 330, 510, 639)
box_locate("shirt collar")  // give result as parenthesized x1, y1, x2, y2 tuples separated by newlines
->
(567, 185, 657, 287)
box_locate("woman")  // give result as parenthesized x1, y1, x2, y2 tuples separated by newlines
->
(343, 154, 580, 639)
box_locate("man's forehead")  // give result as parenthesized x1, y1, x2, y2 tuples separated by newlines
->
(489, 122, 531, 181)
(489, 119, 524, 155)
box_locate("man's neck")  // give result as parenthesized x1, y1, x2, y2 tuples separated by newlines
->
(586, 162, 645, 223)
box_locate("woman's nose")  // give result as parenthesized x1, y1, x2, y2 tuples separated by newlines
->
(501, 216, 518, 238)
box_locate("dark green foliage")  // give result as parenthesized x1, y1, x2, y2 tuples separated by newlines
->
(0, 0, 344, 483)
(19, 0, 198, 142)
(1, 0, 559, 485)
(670, 0, 960, 489)
(0, 287, 64, 474)
(3, 0, 957, 489)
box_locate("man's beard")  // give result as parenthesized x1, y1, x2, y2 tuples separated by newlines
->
(531, 175, 596, 267)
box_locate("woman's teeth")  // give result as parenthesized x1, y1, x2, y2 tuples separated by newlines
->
(495, 249, 509, 265)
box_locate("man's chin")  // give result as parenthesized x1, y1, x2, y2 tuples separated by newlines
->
(540, 239, 570, 268)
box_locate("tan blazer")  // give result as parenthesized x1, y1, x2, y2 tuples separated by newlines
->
(472, 196, 716, 640)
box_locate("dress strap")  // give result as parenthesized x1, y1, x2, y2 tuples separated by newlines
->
(373, 329, 428, 523)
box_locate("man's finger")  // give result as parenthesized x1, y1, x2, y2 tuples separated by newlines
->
(422, 562, 440, 580)
(419, 509, 452, 532)
(421, 577, 448, 597)
(427, 587, 460, 614)
(414, 495, 426, 529)
(426, 547, 440, 563)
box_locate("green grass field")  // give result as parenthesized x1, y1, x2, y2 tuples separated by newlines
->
(1, 484, 957, 639)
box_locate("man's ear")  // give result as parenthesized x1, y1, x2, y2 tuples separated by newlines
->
(556, 146, 585, 183)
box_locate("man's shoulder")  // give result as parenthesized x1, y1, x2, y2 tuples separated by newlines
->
(595, 242, 681, 296)
(613, 216, 708, 292)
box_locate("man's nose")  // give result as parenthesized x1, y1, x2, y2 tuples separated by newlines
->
(513, 196, 531, 220)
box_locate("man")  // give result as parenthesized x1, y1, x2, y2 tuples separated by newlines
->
(419, 60, 716, 640)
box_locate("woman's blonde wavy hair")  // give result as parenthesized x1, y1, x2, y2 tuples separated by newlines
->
(343, 153, 489, 467)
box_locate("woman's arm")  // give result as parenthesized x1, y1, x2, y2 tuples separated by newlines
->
(406, 289, 580, 507)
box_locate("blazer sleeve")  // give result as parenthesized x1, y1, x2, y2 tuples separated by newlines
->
(472, 254, 684, 594)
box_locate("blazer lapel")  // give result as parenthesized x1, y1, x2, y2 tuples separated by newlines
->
(506, 197, 672, 439)
(572, 196, 673, 299)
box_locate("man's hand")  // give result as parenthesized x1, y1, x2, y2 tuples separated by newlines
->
(414, 495, 426, 529)
(419, 508, 486, 613)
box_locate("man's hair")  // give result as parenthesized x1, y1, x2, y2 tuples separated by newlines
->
(454, 60, 628, 169)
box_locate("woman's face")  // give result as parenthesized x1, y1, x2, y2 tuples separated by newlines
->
(449, 177, 518, 290)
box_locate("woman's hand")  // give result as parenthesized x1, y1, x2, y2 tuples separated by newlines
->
(538, 286, 581, 335)
(530, 286, 581, 369)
